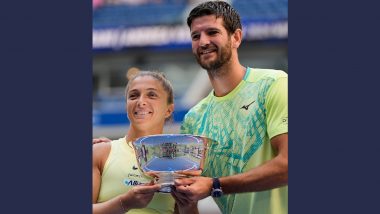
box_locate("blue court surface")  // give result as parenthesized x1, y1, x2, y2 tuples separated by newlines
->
(143, 156, 198, 171)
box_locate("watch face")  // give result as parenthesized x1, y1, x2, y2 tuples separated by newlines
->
(212, 189, 223, 197)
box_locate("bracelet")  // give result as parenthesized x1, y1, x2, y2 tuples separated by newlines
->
(119, 197, 127, 213)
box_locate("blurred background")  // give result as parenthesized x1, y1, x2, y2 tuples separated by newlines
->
(93, 0, 287, 213)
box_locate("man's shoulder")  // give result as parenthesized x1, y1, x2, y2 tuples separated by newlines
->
(182, 94, 212, 127)
(188, 93, 213, 113)
(246, 68, 287, 83)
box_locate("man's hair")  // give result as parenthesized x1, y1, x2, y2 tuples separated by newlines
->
(186, 1, 242, 35)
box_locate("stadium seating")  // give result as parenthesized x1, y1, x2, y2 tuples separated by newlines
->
(93, 0, 288, 29)
(233, 0, 288, 22)
(93, 1, 187, 29)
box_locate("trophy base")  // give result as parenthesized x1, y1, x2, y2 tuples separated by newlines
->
(158, 183, 173, 193)
(154, 172, 188, 193)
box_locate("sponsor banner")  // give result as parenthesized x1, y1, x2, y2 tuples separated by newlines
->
(93, 21, 287, 50)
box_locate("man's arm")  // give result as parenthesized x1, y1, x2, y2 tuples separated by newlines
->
(174, 133, 288, 201)
(220, 133, 288, 193)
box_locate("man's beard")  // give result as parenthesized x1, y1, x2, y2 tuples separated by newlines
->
(194, 40, 232, 73)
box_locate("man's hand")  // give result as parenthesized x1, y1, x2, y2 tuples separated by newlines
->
(173, 176, 213, 203)
(92, 137, 111, 144)
(172, 189, 199, 214)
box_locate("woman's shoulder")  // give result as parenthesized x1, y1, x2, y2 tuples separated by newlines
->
(93, 141, 112, 162)
(93, 137, 124, 153)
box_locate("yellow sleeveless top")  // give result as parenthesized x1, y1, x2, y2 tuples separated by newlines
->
(97, 137, 175, 213)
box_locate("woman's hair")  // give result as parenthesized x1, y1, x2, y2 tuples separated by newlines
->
(125, 70, 174, 121)
(186, 0, 242, 35)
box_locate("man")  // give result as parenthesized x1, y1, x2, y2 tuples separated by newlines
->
(172, 1, 288, 214)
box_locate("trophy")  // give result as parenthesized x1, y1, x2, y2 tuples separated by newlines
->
(132, 134, 216, 193)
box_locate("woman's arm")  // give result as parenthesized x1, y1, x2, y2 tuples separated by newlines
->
(93, 143, 124, 214)
(93, 184, 161, 214)
(92, 143, 161, 214)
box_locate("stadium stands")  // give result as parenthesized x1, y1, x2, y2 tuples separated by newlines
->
(93, 0, 288, 29)
(233, 0, 288, 22)
(93, 0, 187, 28)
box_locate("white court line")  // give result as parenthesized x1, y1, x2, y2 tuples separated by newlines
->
(144, 156, 198, 172)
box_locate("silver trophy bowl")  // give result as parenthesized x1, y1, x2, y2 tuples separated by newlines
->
(132, 134, 216, 193)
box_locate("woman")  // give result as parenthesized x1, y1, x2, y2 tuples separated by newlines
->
(93, 71, 197, 214)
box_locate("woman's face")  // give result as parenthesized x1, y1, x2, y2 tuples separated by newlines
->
(126, 76, 173, 132)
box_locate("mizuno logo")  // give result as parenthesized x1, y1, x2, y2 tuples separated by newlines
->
(132, 166, 138, 170)
(240, 100, 255, 110)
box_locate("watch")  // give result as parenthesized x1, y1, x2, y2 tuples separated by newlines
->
(211, 177, 223, 197)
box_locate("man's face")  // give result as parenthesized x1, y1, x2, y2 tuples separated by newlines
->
(190, 15, 232, 71)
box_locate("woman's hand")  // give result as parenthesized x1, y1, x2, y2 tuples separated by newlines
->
(120, 183, 161, 211)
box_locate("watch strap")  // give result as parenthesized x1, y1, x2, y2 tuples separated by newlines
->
(211, 177, 223, 197)
(212, 177, 221, 189)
